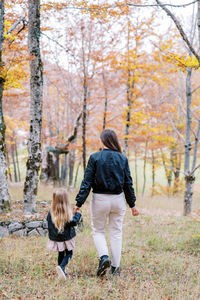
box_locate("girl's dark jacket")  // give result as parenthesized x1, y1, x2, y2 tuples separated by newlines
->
(75, 148, 136, 208)
(47, 211, 81, 242)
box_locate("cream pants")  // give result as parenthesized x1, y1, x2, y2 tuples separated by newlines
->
(91, 193, 126, 268)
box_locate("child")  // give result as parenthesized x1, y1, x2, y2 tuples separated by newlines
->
(47, 188, 81, 280)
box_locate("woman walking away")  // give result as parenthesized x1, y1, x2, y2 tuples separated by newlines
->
(74, 129, 139, 277)
(47, 188, 81, 280)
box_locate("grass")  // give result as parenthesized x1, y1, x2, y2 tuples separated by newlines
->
(1, 190, 200, 299)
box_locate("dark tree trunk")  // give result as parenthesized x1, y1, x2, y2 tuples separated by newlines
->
(61, 153, 68, 186)
(151, 149, 155, 196)
(24, 0, 43, 212)
(102, 72, 108, 131)
(15, 144, 21, 182)
(142, 141, 148, 196)
(69, 150, 75, 187)
(11, 144, 18, 182)
(0, 0, 10, 211)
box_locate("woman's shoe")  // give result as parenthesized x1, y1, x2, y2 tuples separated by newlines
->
(56, 265, 66, 280)
(96, 255, 111, 277)
(110, 266, 120, 276)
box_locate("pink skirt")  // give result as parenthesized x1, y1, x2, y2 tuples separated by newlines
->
(47, 238, 75, 252)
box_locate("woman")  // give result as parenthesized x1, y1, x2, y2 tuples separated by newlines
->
(74, 129, 139, 276)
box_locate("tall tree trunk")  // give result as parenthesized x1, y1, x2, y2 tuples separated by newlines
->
(184, 68, 193, 215)
(15, 143, 21, 182)
(134, 149, 138, 194)
(124, 19, 135, 156)
(0, 0, 10, 211)
(160, 148, 172, 188)
(61, 153, 68, 186)
(173, 152, 181, 195)
(6, 150, 12, 182)
(102, 72, 108, 131)
(11, 144, 18, 182)
(151, 149, 155, 196)
(24, 0, 43, 212)
(142, 141, 148, 196)
(69, 150, 75, 187)
(82, 79, 87, 171)
(197, 0, 200, 50)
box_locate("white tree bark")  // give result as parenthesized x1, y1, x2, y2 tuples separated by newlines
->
(156, 0, 200, 215)
(0, 0, 10, 212)
(23, 0, 43, 213)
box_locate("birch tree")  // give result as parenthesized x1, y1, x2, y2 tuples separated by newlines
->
(23, 0, 43, 213)
(0, 0, 10, 211)
(156, 0, 200, 215)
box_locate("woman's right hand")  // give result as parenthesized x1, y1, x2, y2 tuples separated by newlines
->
(131, 207, 139, 216)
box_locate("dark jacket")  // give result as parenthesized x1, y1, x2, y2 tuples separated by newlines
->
(75, 149, 136, 208)
(47, 211, 82, 242)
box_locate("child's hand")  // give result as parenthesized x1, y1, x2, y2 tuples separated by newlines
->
(131, 207, 139, 216)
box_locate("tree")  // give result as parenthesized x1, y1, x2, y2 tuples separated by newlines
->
(23, 0, 43, 213)
(0, 0, 10, 211)
(156, 0, 200, 215)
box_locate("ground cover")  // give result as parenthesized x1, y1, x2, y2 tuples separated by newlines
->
(1, 188, 200, 299)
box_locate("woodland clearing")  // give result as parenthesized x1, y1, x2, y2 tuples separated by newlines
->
(1, 185, 200, 300)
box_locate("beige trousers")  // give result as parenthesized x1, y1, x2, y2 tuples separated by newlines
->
(91, 193, 126, 268)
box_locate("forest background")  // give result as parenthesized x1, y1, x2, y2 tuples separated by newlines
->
(0, 0, 200, 216)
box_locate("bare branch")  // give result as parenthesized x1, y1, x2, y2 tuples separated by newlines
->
(7, 17, 27, 34)
(192, 84, 200, 94)
(67, 112, 82, 143)
(156, 0, 200, 64)
(167, 113, 185, 142)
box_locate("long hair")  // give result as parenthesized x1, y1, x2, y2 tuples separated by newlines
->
(100, 129, 122, 153)
(51, 188, 72, 232)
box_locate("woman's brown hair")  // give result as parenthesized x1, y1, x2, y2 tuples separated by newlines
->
(100, 129, 122, 153)
(51, 188, 72, 232)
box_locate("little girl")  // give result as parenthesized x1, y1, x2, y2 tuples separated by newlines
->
(47, 188, 81, 280)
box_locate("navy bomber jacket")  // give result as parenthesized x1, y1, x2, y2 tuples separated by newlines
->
(47, 211, 82, 242)
(75, 148, 136, 208)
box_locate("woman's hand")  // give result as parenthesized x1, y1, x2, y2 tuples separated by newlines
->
(73, 206, 80, 214)
(131, 207, 139, 216)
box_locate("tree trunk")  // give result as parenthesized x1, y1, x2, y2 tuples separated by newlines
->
(0, 0, 10, 211)
(183, 68, 192, 215)
(124, 19, 135, 156)
(173, 152, 181, 195)
(134, 149, 138, 194)
(15, 144, 21, 182)
(160, 148, 172, 188)
(197, 0, 200, 49)
(69, 150, 75, 187)
(151, 149, 155, 196)
(82, 79, 87, 171)
(23, 0, 43, 213)
(184, 175, 195, 215)
(61, 153, 68, 186)
(142, 141, 148, 196)
(11, 144, 18, 182)
(6, 150, 12, 182)
(102, 72, 108, 131)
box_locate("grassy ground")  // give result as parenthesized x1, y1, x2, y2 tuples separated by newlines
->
(1, 189, 200, 300)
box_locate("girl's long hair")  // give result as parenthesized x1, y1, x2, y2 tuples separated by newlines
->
(100, 129, 122, 153)
(51, 188, 72, 232)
